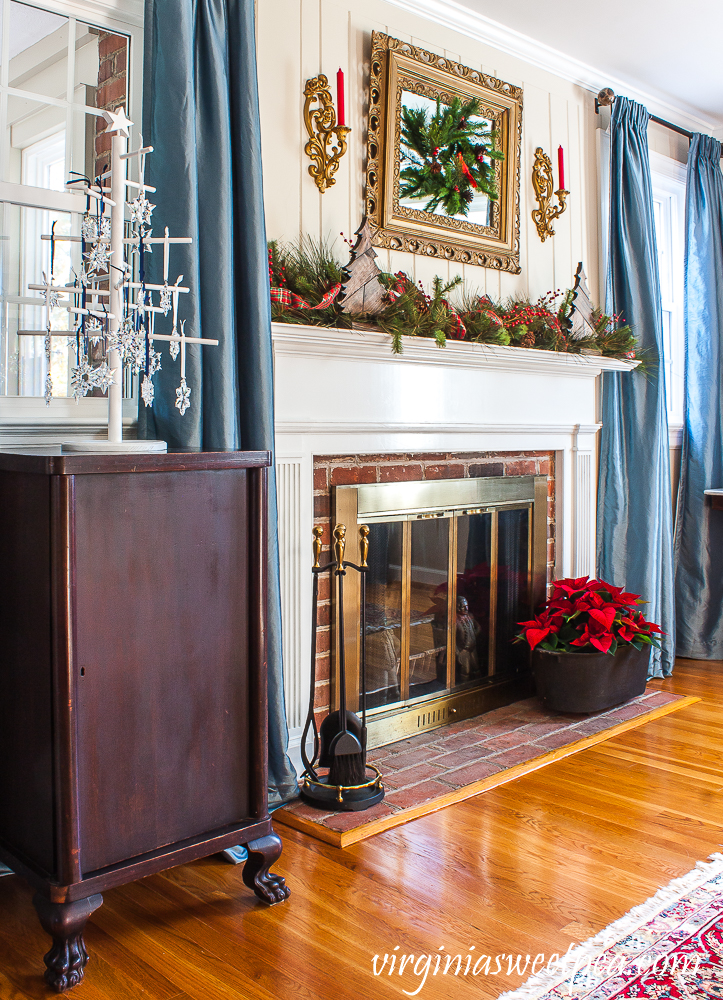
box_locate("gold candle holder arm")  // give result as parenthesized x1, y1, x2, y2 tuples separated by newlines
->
(333, 523, 347, 571)
(303, 75, 351, 193)
(312, 525, 323, 569)
(531, 147, 569, 241)
(359, 524, 369, 568)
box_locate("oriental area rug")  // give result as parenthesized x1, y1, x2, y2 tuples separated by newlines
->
(497, 853, 723, 1000)
(274, 689, 695, 847)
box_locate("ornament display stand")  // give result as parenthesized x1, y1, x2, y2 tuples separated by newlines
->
(23, 107, 218, 454)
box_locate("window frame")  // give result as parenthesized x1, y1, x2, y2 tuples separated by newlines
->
(0, 0, 143, 444)
(650, 150, 686, 436)
(596, 126, 686, 445)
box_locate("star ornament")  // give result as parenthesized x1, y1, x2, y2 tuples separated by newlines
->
(102, 107, 133, 138)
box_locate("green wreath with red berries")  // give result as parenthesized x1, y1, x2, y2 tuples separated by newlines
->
(399, 96, 504, 218)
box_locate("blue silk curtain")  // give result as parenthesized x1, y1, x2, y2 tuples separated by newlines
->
(597, 97, 675, 677)
(674, 135, 723, 658)
(140, 0, 298, 806)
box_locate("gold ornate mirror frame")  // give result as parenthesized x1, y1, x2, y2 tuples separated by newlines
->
(365, 33, 523, 273)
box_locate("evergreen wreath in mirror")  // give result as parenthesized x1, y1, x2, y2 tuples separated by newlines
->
(399, 96, 504, 217)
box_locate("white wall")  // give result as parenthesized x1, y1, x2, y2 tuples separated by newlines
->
(257, 0, 603, 306)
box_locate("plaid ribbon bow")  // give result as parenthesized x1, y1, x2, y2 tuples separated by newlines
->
(270, 283, 342, 310)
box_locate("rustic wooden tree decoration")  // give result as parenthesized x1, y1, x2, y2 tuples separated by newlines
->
(339, 218, 386, 315)
(569, 262, 596, 340)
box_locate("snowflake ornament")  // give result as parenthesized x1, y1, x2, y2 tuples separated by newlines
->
(85, 317, 104, 346)
(175, 376, 191, 415)
(107, 317, 137, 365)
(147, 347, 162, 376)
(70, 359, 93, 401)
(85, 242, 112, 276)
(169, 335, 180, 360)
(88, 361, 117, 394)
(99, 216, 112, 240)
(49, 289, 61, 309)
(81, 214, 97, 241)
(129, 194, 155, 228)
(140, 374, 155, 407)
(160, 282, 172, 316)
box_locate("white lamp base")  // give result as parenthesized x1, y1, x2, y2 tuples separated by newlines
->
(61, 439, 168, 454)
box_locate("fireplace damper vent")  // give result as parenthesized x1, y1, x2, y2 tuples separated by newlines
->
(334, 476, 547, 748)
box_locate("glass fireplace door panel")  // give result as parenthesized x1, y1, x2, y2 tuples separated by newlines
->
(454, 512, 492, 685)
(409, 518, 449, 701)
(365, 521, 403, 709)
(495, 507, 531, 674)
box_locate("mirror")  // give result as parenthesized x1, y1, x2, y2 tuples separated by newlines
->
(366, 33, 523, 273)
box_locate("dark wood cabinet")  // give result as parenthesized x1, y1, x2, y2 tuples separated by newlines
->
(0, 450, 288, 993)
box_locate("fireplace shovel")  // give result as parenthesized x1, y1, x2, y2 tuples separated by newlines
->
(300, 523, 384, 811)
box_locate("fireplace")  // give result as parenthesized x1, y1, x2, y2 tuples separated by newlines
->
(272, 322, 634, 769)
(334, 475, 547, 747)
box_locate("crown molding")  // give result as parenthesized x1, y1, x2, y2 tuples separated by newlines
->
(383, 0, 722, 133)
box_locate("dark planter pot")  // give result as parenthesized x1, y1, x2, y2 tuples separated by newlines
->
(532, 644, 649, 714)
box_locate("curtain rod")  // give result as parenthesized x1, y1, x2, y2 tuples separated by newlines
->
(595, 88, 692, 141)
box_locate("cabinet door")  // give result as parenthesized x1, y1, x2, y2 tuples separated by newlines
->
(74, 468, 252, 874)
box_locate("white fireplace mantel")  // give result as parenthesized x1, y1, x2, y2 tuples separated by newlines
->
(271, 322, 638, 759)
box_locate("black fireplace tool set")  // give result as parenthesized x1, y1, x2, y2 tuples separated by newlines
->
(300, 523, 385, 811)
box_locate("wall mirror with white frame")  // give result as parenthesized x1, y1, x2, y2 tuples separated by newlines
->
(0, 0, 141, 410)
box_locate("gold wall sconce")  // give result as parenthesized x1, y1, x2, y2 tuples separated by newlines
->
(303, 74, 351, 193)
(531, 146, 568, 241)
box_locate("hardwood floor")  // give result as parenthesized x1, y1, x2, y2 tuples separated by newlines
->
(1, 657, 722, 1000)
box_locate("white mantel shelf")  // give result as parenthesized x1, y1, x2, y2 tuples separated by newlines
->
(272, 323, 639, 376)
(271, 321, 638, 769)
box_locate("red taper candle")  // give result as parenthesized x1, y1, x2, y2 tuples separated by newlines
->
(557, 145, 565, 191)
(336, 68, 345, 126)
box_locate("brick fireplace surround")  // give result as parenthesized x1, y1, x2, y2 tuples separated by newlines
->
(310, 450, 556, 727)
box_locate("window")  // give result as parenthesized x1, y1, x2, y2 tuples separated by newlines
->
(650, 153, 686, 429)
(0, 0, 142, 425)
(598, 131, 686, 433)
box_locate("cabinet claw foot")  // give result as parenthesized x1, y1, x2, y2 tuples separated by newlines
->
(242, 834, 290, 904)
(33, 893, 103, 992)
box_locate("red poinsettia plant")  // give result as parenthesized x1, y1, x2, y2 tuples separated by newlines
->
(515, 577, 663, 656)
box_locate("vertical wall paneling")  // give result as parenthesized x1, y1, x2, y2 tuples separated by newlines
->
(549, 93, 572, 293)
(276, 459, 305, 730)
(320, 0, 352, 246)
(521, 82, 553, 299)
(257, 0, 302, 242)
(300, 0, 323, 239)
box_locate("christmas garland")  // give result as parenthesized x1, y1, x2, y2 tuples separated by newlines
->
(399, 96, 504, 217)
(376, 273, 638, 360)
(268, 236, 639, 361)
